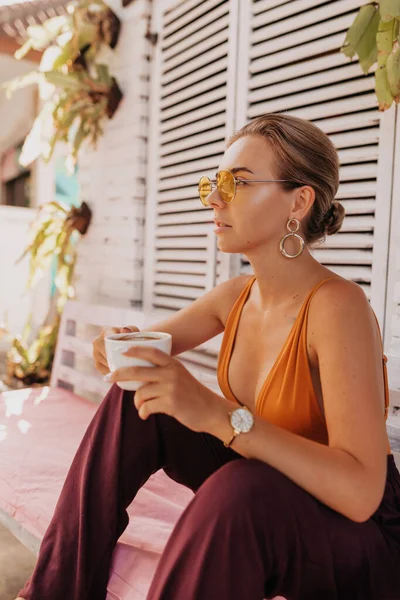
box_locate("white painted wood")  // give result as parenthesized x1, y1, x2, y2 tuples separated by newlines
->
(50, 297, 223, 404)
(384, 105, 400, 360)
(145, 0, 235, 323)
(251, 13, 355, 57)
(252, 0, 365, 34)
(369, 107, 397, 329)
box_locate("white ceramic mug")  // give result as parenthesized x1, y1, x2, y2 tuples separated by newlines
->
(104, 331, 172, 391)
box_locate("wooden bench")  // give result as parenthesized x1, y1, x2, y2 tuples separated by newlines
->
(0, 299, 399, 599)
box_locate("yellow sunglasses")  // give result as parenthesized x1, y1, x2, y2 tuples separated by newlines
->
(198, 169, 298, 207)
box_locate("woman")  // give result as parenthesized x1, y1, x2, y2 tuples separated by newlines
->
(17, 113, 400, 600)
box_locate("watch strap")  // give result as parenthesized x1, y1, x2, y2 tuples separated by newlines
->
(223, 430, 238, 448)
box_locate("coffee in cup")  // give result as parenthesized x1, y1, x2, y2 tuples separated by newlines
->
(104, 331, 172, 391)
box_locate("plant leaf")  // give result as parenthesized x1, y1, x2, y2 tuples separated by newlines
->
(380, 0, 400, 22)
(375, 65, 394, 109)
(341, 4, 379, 60)
(376, 18, 397, 68)
(44, 71, 91, 91)
(386, 45, 400, 100)
(357, 10, 381, 73)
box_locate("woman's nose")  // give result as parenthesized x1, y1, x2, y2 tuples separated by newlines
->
(207, 188, 225, 208)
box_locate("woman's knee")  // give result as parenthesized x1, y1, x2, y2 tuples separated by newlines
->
(196, 458, 294, 514)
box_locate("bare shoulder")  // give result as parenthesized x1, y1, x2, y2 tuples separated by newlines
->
(308, 276, 381, 358)
(216, 274, 254, 328)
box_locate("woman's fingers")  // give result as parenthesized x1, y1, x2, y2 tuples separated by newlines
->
(94, 361, 110, 376)
(104, 365, 163, 383)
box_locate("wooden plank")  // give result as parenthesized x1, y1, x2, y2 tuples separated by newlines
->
(160, 113, 226, 144)
(163, 28, 228, 73)
(252, 0, 361, 42)
(312, 248, 373, 265)
(250, 50, 352, 89)
(251, 13, 355, 58)
(160, 72, 226, 110)
(248, 78, 375, 117)
(154, 272, 207, 287)
(161, 43, 228, 86)
(160, 155, 222, 178)
(156, 210, 213, 227)
(250, 32, 345, 73)
(161, 85, 226, 122)
(155, 222, 211, 236)
(163, 16, 229, 63)
(160, 127, 225, 155)
(161, 56, 227, 97)
(319, 233, 374, 249)
(249, 63, 374, 104)
(160, 141, 224, 167)
(261, 94, 377, 124)
(314, 111, 381, 135)
(162, 0, 229, 45)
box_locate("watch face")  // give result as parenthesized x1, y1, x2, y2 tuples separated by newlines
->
(231, 407, 254, 433)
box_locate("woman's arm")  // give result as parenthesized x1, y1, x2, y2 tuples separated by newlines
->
(208, 279, 389, 523)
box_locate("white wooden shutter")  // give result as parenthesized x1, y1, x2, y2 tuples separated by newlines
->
(234, 0, 395, 325)
(143, 0, 241, 375)
(144, 0, 240, 318)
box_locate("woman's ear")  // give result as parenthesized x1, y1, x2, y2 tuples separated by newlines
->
(291, 185, 315, 220)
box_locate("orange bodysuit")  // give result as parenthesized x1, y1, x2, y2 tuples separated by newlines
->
(217, 276, 392, 454)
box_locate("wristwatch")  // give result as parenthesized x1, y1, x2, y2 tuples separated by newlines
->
(223, 405, 255, 448)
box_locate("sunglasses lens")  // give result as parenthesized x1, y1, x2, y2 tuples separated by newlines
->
(217, 170, 235, 203)
(198, 176, 212, 206)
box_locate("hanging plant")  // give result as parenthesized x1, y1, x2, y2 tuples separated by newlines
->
(5, 201, 92, 387)
(1, 0, 123, 173)
(340, 1, 400, 110)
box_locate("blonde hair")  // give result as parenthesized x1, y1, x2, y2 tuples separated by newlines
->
(227, 113, 345, 245)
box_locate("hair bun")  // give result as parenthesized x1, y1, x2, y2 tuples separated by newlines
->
(324, 201, 345, 236)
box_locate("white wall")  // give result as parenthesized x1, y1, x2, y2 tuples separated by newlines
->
(0, 54, 53, 339)
(0, 206, 51, 340)
(385, 106, 400, 400)
(0, 54, 37, 157)
(73, 0, 151, 310)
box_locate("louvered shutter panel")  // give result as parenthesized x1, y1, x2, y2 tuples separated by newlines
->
(144, 0, 240, 376)
(235, 0, 395, 324)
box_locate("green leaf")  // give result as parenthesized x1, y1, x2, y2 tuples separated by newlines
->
(386, 45, 400, 99)
(341, 4, 379, 59)
(356, 10, 380, 73)
(71, 119, 88, 158)
(95, 63, 112, 85)
(44, 43, 77, 72)
(376, 18, 396, 68)
(44, 71, 91, 91)
(375, 65, 394, 109)
(380, 0, 400, 22)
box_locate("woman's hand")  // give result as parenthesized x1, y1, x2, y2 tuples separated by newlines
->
(104, 345, 231, 434)
(92, 325, 140, 375)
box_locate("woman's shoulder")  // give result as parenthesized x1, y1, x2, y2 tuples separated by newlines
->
(308, 274, 381, 354)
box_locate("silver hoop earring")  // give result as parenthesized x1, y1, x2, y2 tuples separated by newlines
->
(279, 218, 305, 259)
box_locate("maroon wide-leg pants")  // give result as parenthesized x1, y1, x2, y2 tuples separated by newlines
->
(18, 384, 400, 600)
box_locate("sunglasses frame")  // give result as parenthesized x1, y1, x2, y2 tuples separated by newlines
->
(198, 169, 300, 206)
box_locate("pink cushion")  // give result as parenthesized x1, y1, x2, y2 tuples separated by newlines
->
(0, 386, 286, 599)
